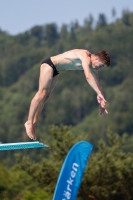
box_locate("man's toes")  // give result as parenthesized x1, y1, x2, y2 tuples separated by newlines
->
(32, 132, 36, 140)
(27, 131, 34, 140)
(33, 137, 36, 140)
(28, 134, 33, 140)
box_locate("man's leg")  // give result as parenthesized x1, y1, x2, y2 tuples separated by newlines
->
(33, 75, 58, 123)
(24, 63, 54, 140)
(32, 75, 59, 139)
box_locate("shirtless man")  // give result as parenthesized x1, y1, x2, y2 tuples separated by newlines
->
(25, 49, 110, 140)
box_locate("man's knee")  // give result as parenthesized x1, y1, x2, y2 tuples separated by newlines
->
(35, 90, 48, 101)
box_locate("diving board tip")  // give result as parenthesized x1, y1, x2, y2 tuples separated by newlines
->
(0, 141, 48, 151)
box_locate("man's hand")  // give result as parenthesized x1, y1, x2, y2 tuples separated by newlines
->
(97, 93, 106, 107)
(97, 93, 108, 115)
(99, 104, 108, 115)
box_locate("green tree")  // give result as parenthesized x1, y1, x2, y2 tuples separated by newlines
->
(96, 13, 107, 29)
(122, 9, 131, 26)
(80, 130, 133, 200)
(45, 23, 59, 46)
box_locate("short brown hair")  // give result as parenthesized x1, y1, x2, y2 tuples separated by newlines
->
(95, 50, 110, 66)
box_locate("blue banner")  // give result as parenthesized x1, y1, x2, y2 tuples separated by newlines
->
(53, 141, 93, 200)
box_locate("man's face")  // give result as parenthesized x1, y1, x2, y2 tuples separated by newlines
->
(92, 56, 106, 71)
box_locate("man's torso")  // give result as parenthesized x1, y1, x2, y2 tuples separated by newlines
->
(51, 49, 90, 71)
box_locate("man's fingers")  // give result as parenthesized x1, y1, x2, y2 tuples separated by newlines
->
(98, 95, 108, 115)
(100, 101, 105, 108)
(105, 109, 108, 114)
(98, 94, 107, 102)
(99, 107, 108, 115)
(98, 97, 106, 106)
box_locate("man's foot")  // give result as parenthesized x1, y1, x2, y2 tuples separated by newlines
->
(24, 121, 36, 140)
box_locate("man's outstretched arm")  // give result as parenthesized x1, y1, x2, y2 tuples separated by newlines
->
(92, 71, 108, 115)
(80, 51, 107, 113)
(81, 53, 105, 94)
(86, 72, 107, 111)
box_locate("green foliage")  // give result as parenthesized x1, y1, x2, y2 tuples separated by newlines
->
(96, 13, 108, 29)
(23, 189, 51, 200)
(80, 129, 133, 200)
(44, 23, 59, 46)
(0, 164, 11, 196)
(1, 126, 133, 200)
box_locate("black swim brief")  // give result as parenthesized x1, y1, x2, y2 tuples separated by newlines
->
(41, 58, 59, 77)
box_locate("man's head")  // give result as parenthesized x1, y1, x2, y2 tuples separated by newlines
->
(91, 50, 110, 71)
